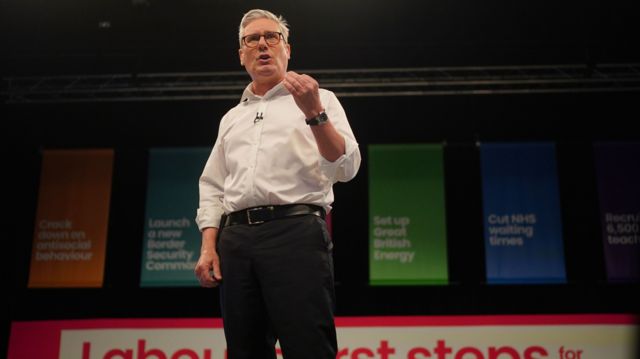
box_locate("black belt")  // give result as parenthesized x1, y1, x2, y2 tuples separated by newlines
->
(222, 204, 325, 226)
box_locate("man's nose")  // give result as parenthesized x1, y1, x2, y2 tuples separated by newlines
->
(258, 35, 269, 48)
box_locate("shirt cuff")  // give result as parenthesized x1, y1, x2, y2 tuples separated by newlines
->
(195, 206, 225, 231)
(318, 136, 359, 183)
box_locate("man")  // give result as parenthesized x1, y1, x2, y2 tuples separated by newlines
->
(194, 9, 360, 359)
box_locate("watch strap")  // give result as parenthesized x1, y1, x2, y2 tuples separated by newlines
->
(305, 111, 328, 126)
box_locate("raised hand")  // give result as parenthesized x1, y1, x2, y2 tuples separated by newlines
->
(283, 71, 324, 119)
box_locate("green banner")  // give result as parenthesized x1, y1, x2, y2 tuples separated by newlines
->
(140, 147, 210, 287)
(369, 144, 448, 285)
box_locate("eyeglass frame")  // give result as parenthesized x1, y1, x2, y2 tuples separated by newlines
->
(241, 31, 285, 48)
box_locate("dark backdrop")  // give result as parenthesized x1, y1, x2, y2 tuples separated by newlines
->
(3, 0, 640, 75)
(3, 0, 640, 357)
(7, 92, 639, 319)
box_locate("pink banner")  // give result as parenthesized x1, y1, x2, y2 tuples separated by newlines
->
(8, 315, 638, 359)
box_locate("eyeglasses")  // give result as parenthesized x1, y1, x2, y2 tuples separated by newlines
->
(242, 32, 284, 48)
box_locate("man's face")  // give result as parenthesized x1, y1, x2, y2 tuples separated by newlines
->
(239, 18, 291, 85)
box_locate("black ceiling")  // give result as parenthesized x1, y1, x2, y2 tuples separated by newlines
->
(2, 0, 639, 76)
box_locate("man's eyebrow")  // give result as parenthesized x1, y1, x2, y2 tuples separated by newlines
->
(246, 30, 278, 35)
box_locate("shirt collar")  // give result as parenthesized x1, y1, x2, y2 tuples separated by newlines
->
(240, 81, 288, 103)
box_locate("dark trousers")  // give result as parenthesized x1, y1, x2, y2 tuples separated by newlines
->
(217, 214, 337, 359)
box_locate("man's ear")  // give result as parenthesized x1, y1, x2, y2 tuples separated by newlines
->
(239, 48, 245, 66)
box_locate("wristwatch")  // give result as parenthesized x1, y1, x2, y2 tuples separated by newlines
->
(305, 111, 329, 126)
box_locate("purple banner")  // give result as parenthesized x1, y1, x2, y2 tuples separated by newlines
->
(594, 142, 640, 282)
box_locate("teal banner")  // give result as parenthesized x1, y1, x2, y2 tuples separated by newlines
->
(369, 144, 449, 285)
(140, 147, 211, 287)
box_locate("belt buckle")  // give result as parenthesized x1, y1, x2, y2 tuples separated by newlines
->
(246, 206, 273, 225)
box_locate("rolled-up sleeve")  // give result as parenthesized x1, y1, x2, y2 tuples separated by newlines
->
(319, 91, 361, 183)
(195, 120, 228, 231)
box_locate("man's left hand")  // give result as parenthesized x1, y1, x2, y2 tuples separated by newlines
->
(283, 71, 324, 119)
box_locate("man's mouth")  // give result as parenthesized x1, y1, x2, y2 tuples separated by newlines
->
(258, 54, 271, 63)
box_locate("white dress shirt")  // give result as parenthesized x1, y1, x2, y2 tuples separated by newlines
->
(195, 82, 361, 230)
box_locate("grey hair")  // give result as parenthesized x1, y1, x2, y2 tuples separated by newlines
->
(238, 9, 290, 47)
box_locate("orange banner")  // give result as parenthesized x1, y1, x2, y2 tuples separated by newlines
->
(28, 149, 114, 288)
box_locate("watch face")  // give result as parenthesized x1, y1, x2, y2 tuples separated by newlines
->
(318, 112, 328, 123)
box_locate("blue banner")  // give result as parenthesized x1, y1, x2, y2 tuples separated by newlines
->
(480, 143, 566, 284)
(140, 147, 211, 287)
